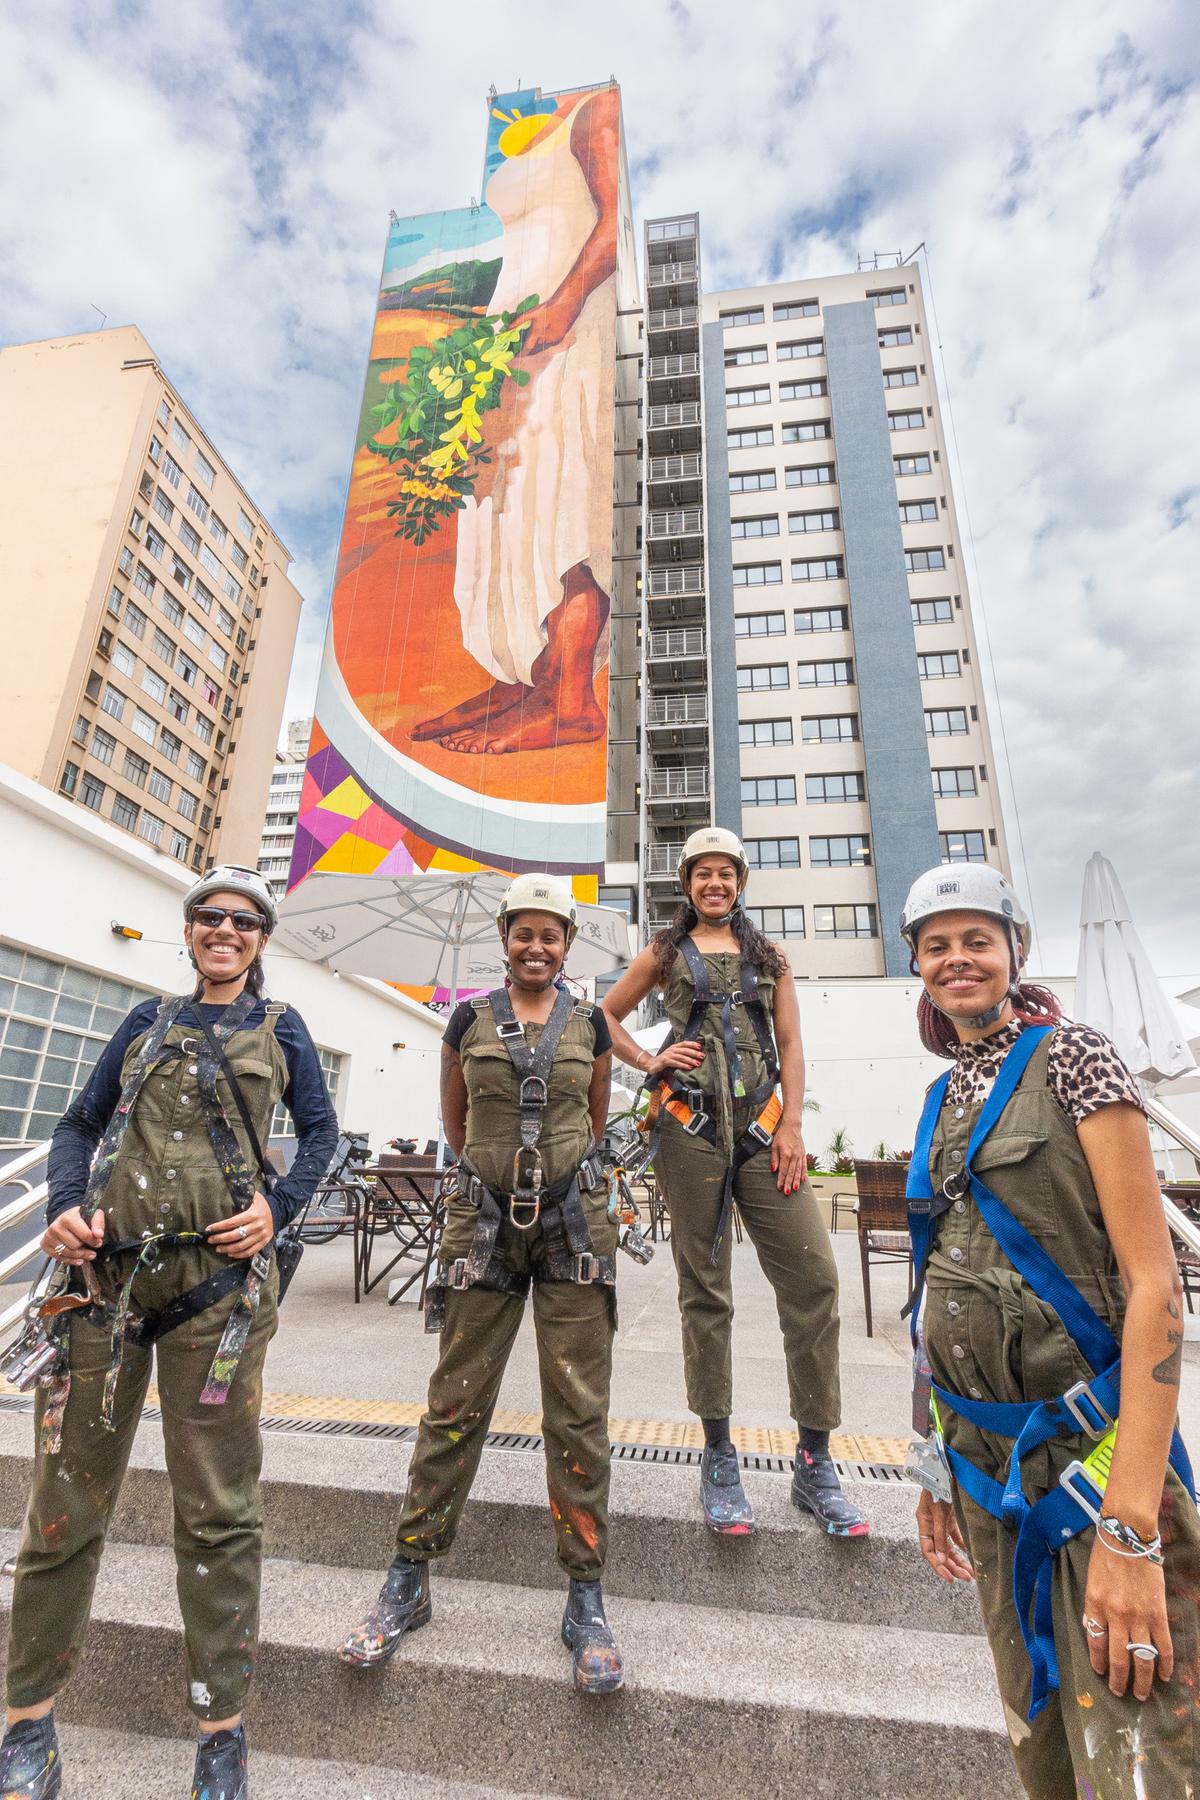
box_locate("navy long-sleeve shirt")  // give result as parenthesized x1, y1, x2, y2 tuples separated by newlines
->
(47, 997, 340, 1233)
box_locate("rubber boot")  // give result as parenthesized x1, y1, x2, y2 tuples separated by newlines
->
(191, 1722, 248, 1800)
(0, 1714, 62, 1799)
(700, 1444, 755, 1535)
(337, 1554, 432, 1667)
(791, 1448, 870, 1537)
(561, 1577, 624, 1694)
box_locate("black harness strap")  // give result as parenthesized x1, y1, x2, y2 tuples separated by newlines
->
(488, 985, 575, 1219)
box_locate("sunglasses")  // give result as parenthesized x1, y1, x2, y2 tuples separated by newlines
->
(190, 906, 267, 933)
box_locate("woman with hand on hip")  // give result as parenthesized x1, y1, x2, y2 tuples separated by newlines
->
(0, 865, 337, 1800)
(902, 863, 1199, 1798)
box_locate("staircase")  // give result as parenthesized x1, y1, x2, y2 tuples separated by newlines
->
(0, 1409, 1021, 1797)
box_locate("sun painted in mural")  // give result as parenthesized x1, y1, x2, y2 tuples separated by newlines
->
(292, 82, 626, 899)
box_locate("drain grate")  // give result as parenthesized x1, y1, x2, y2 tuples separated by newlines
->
(0, 1393, 908, 1480)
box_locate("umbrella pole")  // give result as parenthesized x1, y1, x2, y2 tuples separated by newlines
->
(434, 942, 462, 1169)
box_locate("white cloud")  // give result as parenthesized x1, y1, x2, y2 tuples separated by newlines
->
(1, 0, 1197, 970)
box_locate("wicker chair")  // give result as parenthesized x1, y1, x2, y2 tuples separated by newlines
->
(853, 1159, 913, 1338)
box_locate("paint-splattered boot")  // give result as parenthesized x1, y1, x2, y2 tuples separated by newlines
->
(791, 1448, 870, 1537)
(191, 1722, 248, 1799)
(336, 1554, 432, 1667)
(561, 1577, 624, 1694)
(701, 1444, 755, 1535)
(0, 1713, 62, 1798)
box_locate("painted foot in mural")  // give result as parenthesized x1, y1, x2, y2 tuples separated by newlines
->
(447, 687, 606, 754)
(412, 679, 524, 742)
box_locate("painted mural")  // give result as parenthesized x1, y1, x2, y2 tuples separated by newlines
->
(291, 83, 623, 912)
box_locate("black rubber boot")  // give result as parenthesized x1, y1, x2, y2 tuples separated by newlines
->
(337, 1554, 432, 1667)
(0, 1714, 62, 1798)
(700, 1444, 755, 1534)
(191, 1723, 248, 1799)
(791, 1448, 870, 1537)
(561, 1577, 624, 1694)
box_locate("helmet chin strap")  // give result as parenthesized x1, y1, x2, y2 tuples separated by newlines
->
(692, 897, 742, 928)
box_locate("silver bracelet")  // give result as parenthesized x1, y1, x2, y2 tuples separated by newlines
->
(1096, 1516, 1164, 1564)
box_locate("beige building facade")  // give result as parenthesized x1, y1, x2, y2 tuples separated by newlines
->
(0, 327, 304, 875)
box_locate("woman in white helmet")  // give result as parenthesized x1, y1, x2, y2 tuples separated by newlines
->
(601, 827, 867, 1538)
(900, 864, 1199, 1798)
(0, 865, 338, 1800)
(338, 873, 625, 1693)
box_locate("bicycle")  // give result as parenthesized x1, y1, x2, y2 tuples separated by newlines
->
(298, 1131, 372, 1245)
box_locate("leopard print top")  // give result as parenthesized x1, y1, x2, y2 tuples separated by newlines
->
(946, 1018, 1144, 1125)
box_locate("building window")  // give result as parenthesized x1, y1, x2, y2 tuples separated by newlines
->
(108, 586, 124, 616)
(186, 750, 206, 782)
(806, 772, 865, 804)
(100, 684, 126, 721)
(941, 830, 987, 863)
(814, 903, 878, 937)
(131, 708, 156, 745)
(789, 510, 838, 534)
(176, 652, 198, 687)
(905, 547, 946, 571)
(161, 590, 184, 627)
(733, 561, 783, 587)
(0, 944, 159, 1140)
(231, 539, 249, 572)
(889, 411, 925, 431)
(91, 727, 116, 767)
(774, 300, 819, 320)
(883, 367, 919, 387)
(879, 326, 914, 346)
(782, 421, 831, 442)
(152, 627, 175, 665)
(810, 834, 871, 868)
(780, 379, 827, 401)
(739, 718, 793, 747)
(194, 581, 216, 616)
(729, 470, 776, 493)
(178, 789, 198, 822)
(137, 811, 164, 847)
(217, 606, 236, 636)
(118, 547, 134, 576)
(794, 606, 848, 633)
(742, 776, 797, 807)
(724, 346, 768, 367)
(797, 658, 853, 687)
(141, 668, 166, 705)
(133, 563, 155, 599)
(125, 601, 148, 640)
(237, 508, 254, 539)
(745, 837, 800, 869)
(745, 906, 806, 937)
(271, 1046, 342, 1138)
(79, 772, 106, 812)
(199, 548, 221, 583)
(171, 557, 191, 591)
(171, 419, 191, 454)
(123, 750, 149, 787)
(184, 615, 206, 648)
(59, 761, 79, 796)
(223, 573, 242, 605)
(186, 484, 209, 523)
(111, 641, 136, 677)
(201, 675, 220, 707)
(149, 433, 163, 462)
(163, 452, 182, 489)
(111, 794, 139, 832)
(207, 643, 228, 673)
(918, 651, 961, 680)
(786, 464, 835, 487)
(911, 598, 954, 625)
(895, 452, 932, 476)
(152, 489, 173, 525)
(167, 689, 189, 724)
(900, 500, 938, 522)
(195, 450, 216, 490)
(720, 307, 765, 328)
(802, 714, 858, 743)
(736, 663, 789, 691)
(159, 729, 182, 765)
(730, 516, 780, 539)
(792, 558, 844, 582)
(777, 339, 823, 360)
(146, 767, 171, 804)
(209, 514, 227, 546)
(72, 716, 90, 748)
(169, 829, 190, 861)
(728, 426, 774, 449)
(926, 708, 968, 736)
(932, 767, 977, 799)
(869, 289, 907, 307)
(180, 520, 201, 555)
(734, 611, 786, 637)
(194, 713, 214, 746)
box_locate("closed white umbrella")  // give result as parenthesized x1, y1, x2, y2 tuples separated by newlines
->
(1075, 853, 1196, 1084)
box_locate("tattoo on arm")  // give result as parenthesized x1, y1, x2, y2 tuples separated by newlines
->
(1152, 1315, 1185, 1387)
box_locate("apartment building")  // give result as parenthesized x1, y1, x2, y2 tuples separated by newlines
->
(0, 327, 304, 874)
(637, 220, 1009, 977)
(257, 718, 311, 898)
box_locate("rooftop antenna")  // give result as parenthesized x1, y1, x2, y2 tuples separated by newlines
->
(89, 304, 107, 329)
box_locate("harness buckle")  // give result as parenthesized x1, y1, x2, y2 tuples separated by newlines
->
(447, 1258, 471, 1291)
(573, 1252, 598, 1284)
(747, 1119, 773, 1147)
(683, 1109, 709, 1136)
(496, 1018, 524, 1040)
(1057, 1459, 1105, 1525)
(509, 1194, 541, 1231)
(730, 990, 743, 1006)
(1061, 1379, 1114, 1441)
(519, 1074, 549, 1109)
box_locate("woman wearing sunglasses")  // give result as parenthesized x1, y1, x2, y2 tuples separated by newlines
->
(0, 864, 337, 1800)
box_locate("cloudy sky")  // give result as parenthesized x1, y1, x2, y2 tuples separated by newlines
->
(2, 0, 1197, 974)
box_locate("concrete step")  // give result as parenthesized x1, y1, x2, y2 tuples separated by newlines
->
(0, 1414, 983, 1637)
(0, 1535, 1019, 1799)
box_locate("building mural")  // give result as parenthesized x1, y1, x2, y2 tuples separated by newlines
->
(291, 82, 624, 906)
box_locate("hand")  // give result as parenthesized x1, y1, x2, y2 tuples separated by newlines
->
(916, 1489, 974, 1584)
(1083, 1532, 1173, 1700)
(42, 1206, 105, 1265)
(647, 1041, 706, 1080)
(205, 1192, 275, 1261)
(771, 1122, 805, 1194)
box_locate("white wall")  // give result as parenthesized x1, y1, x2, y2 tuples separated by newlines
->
(0, 765, 445, 1149)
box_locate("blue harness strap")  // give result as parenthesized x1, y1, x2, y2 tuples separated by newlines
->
(908, 1024, 1195, 1719)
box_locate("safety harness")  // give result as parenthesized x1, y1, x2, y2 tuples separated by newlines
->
(638, 938, 782, 1261)
(425, 987, 611, 1333)
(907, 1024, 1195, 1720)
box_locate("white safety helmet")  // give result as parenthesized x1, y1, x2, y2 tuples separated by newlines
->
(495, 873, 578, 945)
(676, 826, 750, 895)
(184, 863, 278, 933)
(900, 864, 1031, 1030)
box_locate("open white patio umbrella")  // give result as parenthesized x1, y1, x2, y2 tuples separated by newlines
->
(1074, 852, 1196, 1084)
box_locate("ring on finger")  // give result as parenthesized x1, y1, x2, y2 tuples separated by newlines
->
(1081, 1614, 1107, 1637)
(52, 1242, 67, 1256)
(1126, 1642, 1159, 1661)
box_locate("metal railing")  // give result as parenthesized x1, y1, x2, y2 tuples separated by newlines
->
(647, 693, 707, 726)
(647, 306, 699, 331)
(1143, 1096, 1200, 1260)
(647, 627, 705, 660)
(645, 841, 685, 874)
(648, 507, 703, 538)
(648, 402, 702, 429)
(0, 1143, 51, 1336)
(647, 765, 709, 800)
(648, 353, 700, 379)
(648, 564, 704, 595)
(646, 261, 698, 286)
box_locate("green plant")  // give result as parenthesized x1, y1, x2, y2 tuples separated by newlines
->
(871, 1139, 891, 1160)
(823, 1126, 852, 1169)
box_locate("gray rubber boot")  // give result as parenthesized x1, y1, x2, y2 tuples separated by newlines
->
(337, 1554, 432, 1667)
(561, 1577, 624, 1693)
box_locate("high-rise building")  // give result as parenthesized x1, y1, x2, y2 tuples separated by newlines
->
(0, 326, 305, 873)
(257, 718, 312, 898)
(636, 220, 1009, 976)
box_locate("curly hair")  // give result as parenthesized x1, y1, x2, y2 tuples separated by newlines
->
(651, 902, 786, 986)
(917, 983, 1062, 1057)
